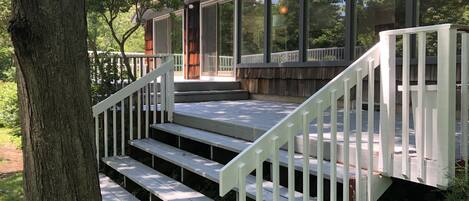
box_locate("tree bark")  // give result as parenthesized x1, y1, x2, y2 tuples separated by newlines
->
(9, 0, 101, 200)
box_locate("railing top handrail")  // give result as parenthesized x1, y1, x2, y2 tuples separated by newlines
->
(88, 51, 172, 58)
(380, 23, 469, 36)
(92, 57, 174, 116)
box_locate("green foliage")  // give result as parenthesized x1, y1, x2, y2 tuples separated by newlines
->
(0, 82, 19, 130)
(444, 167, 469, 201)
(0, 173, 23, 201)
(0, 0, 13, 81)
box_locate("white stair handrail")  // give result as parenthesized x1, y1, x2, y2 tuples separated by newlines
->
(93, 56, 175, 168)
(219, 24, 469, 201)
(219, 43, 381, 201)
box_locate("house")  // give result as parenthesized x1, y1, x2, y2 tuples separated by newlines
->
(94, 0, 469, 200)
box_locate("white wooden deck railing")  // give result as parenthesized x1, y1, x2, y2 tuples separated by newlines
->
(92, 56, 175, 167)
(219, 24, 469, 201)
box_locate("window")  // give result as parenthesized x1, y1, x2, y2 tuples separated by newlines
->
(200, 1, 234, 76)
(154, 18, 170, 54)
(171, 14, 183, 54)
(201, 4, 218, 75)
(355, 0, 405, 58)
(271, 0, 299, 63)
(241, 0, 265, 64)
(307, 0, 346, 61)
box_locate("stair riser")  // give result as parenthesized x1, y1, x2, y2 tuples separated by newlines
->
(149, 81, 242, 92)
(143, 91, 249, 103)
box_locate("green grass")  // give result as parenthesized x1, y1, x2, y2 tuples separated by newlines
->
(0, 173, 23, 201)
(0, 128, 20, 148)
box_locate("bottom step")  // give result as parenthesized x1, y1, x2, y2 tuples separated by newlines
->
(103, 156, 213, 201)
(100, 173, 138, 201)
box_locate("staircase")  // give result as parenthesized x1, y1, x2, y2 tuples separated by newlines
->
(94, 24, 469, 201)
(153, 81, 249, 103)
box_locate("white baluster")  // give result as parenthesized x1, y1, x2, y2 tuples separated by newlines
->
(238, 163, 246, 201)
(367, 59, 375, 201)
(356, 69, 363, 201)
(402, 34, 411, 177)
(145, 83, 149, 138)
(343, 79, 351, 201)
(272, 136, 280, 201)
(256, 149, 264, 201)
(138, 89, 142, 139)
(95, 116, 99, 167)
(330, 90, 337, 201)
(379, 33, 396, 175)
(287, 123, 295, 201)
(302, 111, 310, 201)
(436, 27, 457, 186)
(161, 74, 166, 124)
(317, 100, 324, 201)
(462, 33, 469, 180)
(154, 77, 158, 124)
(121, 100, 125, 155)
(104, 110, 108, 158)
(417, 32, 426, 181)
(129, 95, 133, 140)
(113, 105, 117, 156)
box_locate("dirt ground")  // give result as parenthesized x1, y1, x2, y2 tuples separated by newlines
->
(0, 143, 22, 174)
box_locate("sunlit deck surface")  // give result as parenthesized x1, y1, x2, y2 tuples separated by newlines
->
(173, 100, 465, 159)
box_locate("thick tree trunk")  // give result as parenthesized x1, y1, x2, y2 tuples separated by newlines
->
(9, 0, 101, 200)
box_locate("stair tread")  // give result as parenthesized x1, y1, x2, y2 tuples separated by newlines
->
(151, 123, 357, 182)
(99, 173, 139, 201)
(130, 138, 314, 201)
(102, 156, 213, 201)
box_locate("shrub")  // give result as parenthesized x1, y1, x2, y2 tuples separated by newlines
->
(444, 166, 469, 201)
(0, 82, 19, 129)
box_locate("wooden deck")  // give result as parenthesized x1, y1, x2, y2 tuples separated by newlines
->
(172, 100, 465, 159)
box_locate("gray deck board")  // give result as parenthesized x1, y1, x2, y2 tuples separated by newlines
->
(152, 123, 356, 182)
(130, 138, 313, 201)
(102, 156, 212, 201)
(100, 173, 139, 201)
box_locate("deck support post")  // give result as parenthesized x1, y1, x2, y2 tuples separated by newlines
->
(436, 28, 457, 187)
(379, 34, 396, 176)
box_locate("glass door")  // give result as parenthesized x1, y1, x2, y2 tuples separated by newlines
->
(201, 3, 218, 76)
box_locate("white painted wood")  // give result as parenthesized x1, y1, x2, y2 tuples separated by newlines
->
(92, 59, 171, 116)
(95, 117, 99, 166)
(154, 78, 158, 124)
(272, 136, 280, 201)
(129, 95, 133, 140)
(288, 123, 295, 201)
(462, 33, 469, 179)
(367, 59, 375, 201)
(121, 100, 125, 155)
(302, 111, 310, 201)
(130, 138, 302, 201)
(317, 101, 324, 201)
(436, 28, 457, 187)
(219, 44, 381, 197)
(417, 32, 427, 181)
(402, 34, 410, 177)
(343, 79, 351, 201)
(138, 89, 142, 139)
(256, 149, 264, 201)
(99, 173, 139, 201)
(104, 111, 108, 158)
(161, 74, 166, 124)
(145, 84, 149, 138)
(113, 105, 117, 156)
(151, 123, 355, 182)
(355, 69, 363, 201)
(330, 90, 337, 201)
(102, 157, 212, 201)
(378, 33, 396, 175)
(238, 163, 246, 201)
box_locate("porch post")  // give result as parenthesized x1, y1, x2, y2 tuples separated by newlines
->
(436, 27, 457, 187)
(379, 33, 396, 176)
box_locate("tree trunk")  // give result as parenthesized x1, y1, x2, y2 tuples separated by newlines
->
(9, 0, 101, 200)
